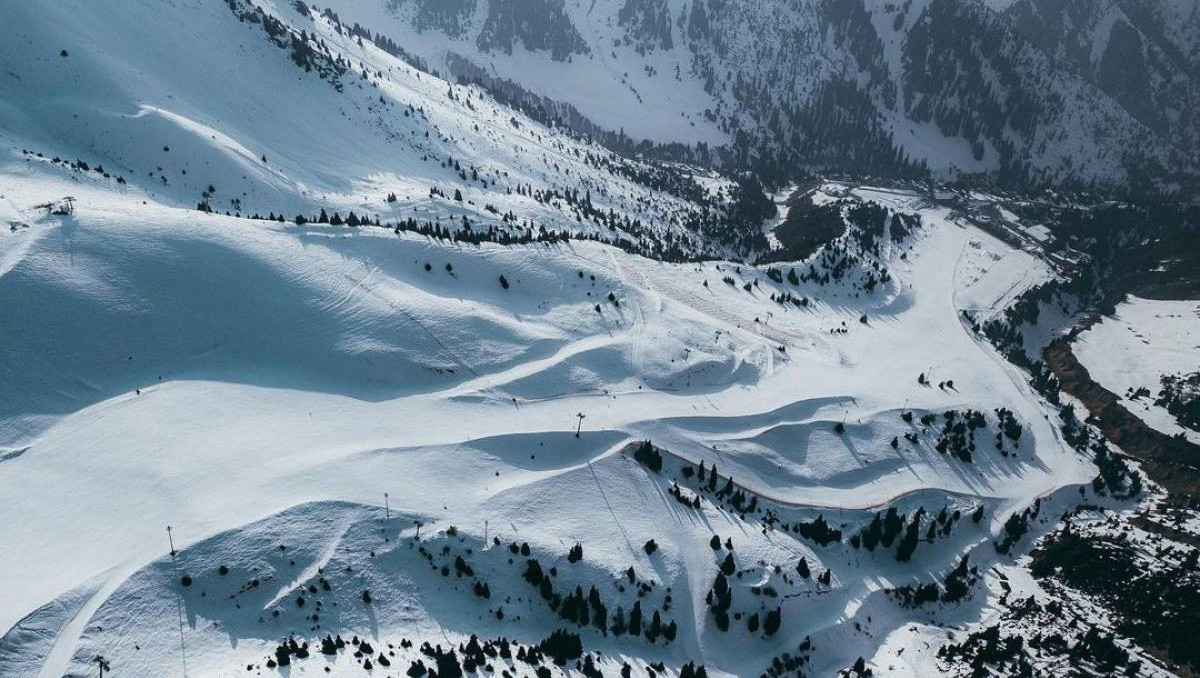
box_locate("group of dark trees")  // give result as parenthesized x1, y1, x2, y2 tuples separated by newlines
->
(704, 568, 782, 637)
(20, 149, 128, 186)
(777, 515, 842, 547)
(517, 553, 677, 646)
(975, 275, 1079, 406)
(890, 554, 978, 609)
(848, 504, 970, 562)
(931, 408, 986, 463)
(995, 498, 1042, 555)
(1031, 519, 1200, 673)
(757, 199, 910, 303)
(1031, 200, 1200, 304)
(936, 602, 1150, 678)
(1056, 404, 1142, 499)
(1156, 371, 1200, 433)
(677, 460, 763, 519)
(758, 637, 814, 678)
(901, 406, 1024, 463)
(993, 407, 1023, 452)
(632, 440, 663, 473)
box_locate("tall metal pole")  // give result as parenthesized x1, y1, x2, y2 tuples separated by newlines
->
(166, 526, 188, 678)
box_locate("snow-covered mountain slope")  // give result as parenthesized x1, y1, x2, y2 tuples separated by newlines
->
(0, 0, 772, 261)
(312, 0, 1200, 192)
(1003, 0, 1200, 156)
(0, 174, 1098, 676)
(1, 1, 1175, 676)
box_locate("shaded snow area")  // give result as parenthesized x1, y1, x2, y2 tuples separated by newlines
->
(0, 176, 1096, 677)
(1075, 297, 1200, 443)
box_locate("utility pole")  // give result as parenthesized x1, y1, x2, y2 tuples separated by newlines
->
(384, 492, 390, 519)
(414, 520, 422, 540)
(575, 412, 585, 438)
(166, 526, 188, 678)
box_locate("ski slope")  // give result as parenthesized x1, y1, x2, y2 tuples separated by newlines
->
(0, 1, 1100, 674)
(0, 175, 1093, 677)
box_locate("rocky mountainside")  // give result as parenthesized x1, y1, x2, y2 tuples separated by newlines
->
(321, 0, 1200, 194)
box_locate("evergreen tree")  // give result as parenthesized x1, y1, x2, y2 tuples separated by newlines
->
(628, 601, 643, 636)
(720, 553, 736, 576)
(896, 513, 922, 562)
(763, 607, 781, 636)
(610, 606, 627, 636)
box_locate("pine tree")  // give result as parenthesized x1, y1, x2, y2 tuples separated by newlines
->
(763, 607, 781, 636)
(720, 553, 736, 576)
(647, 610, 662, 642)
(881, 507, 903, 547)
(610, 606, 627, 636)
(896, 515, 921, 562)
